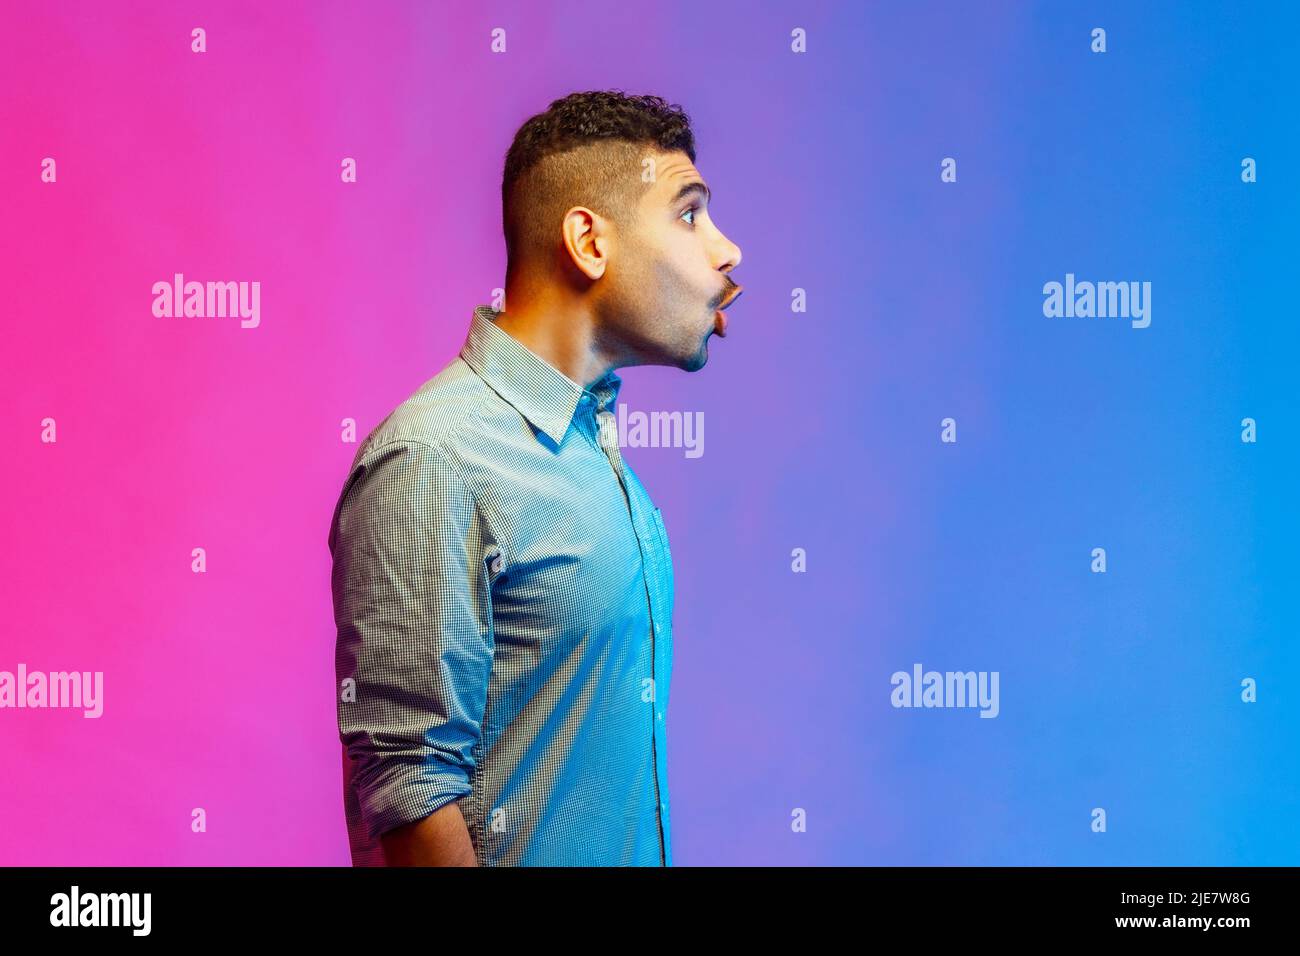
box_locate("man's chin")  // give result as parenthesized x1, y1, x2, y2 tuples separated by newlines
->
(679, 338, 711, 372)
(642, 333, 711, 371)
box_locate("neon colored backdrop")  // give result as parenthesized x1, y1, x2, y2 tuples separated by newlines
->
(3, 0, 1296, 864)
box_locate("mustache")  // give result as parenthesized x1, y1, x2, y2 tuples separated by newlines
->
(713, 280, 744, 311)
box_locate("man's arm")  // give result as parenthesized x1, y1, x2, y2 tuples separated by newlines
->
(331, 438, 497, 865)
(380, 798, 478, 866)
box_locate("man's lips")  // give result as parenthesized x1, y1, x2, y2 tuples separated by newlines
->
(713, 287, 743, 338)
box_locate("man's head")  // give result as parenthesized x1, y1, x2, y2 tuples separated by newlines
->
(501, 90, 743, 373)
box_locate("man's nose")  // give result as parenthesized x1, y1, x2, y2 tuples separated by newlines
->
(714, 231, 742, 273)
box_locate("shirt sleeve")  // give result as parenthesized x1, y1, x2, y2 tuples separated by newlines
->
(329, 437, 496, 842)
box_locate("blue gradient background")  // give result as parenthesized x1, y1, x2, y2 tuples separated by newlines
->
(614, 0, 1300, 865)
(3, 0, 1296, 865)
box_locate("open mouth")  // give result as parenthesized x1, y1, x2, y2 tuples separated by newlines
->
(713, 287, 743, 337)
(719, 287, 743, 312)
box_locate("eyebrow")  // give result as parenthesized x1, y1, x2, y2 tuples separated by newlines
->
(669, 181, 711, 207)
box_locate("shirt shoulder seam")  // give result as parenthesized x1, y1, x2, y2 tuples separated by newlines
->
(363, 387, 514, 563)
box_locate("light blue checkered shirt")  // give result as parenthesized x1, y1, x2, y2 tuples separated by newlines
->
(329, 305, 674, 866)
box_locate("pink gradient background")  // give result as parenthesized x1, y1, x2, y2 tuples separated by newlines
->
(1, 0, 845, 864)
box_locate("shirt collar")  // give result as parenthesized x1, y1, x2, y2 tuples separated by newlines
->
(459, 305, 623, 447)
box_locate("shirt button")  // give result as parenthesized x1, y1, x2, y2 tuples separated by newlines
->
(656, 710, 663, 721)
(489, 553, 503, 573)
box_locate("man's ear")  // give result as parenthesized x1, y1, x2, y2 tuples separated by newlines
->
(561, 206, 609, 281)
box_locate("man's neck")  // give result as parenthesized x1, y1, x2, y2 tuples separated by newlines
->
(492, 296, 618, 390)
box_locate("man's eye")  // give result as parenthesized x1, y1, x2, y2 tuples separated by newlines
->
(680, 206, 697, 226)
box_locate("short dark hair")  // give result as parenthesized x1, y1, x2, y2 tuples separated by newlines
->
(501, 90, 696, 282)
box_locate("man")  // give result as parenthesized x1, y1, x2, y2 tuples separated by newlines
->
(328, 90, 743, 866)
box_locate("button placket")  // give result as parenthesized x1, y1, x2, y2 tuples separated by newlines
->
(595, 408, 624, 477)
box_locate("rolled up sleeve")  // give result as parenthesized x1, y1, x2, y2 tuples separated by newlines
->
(329, 437, 496, 842)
